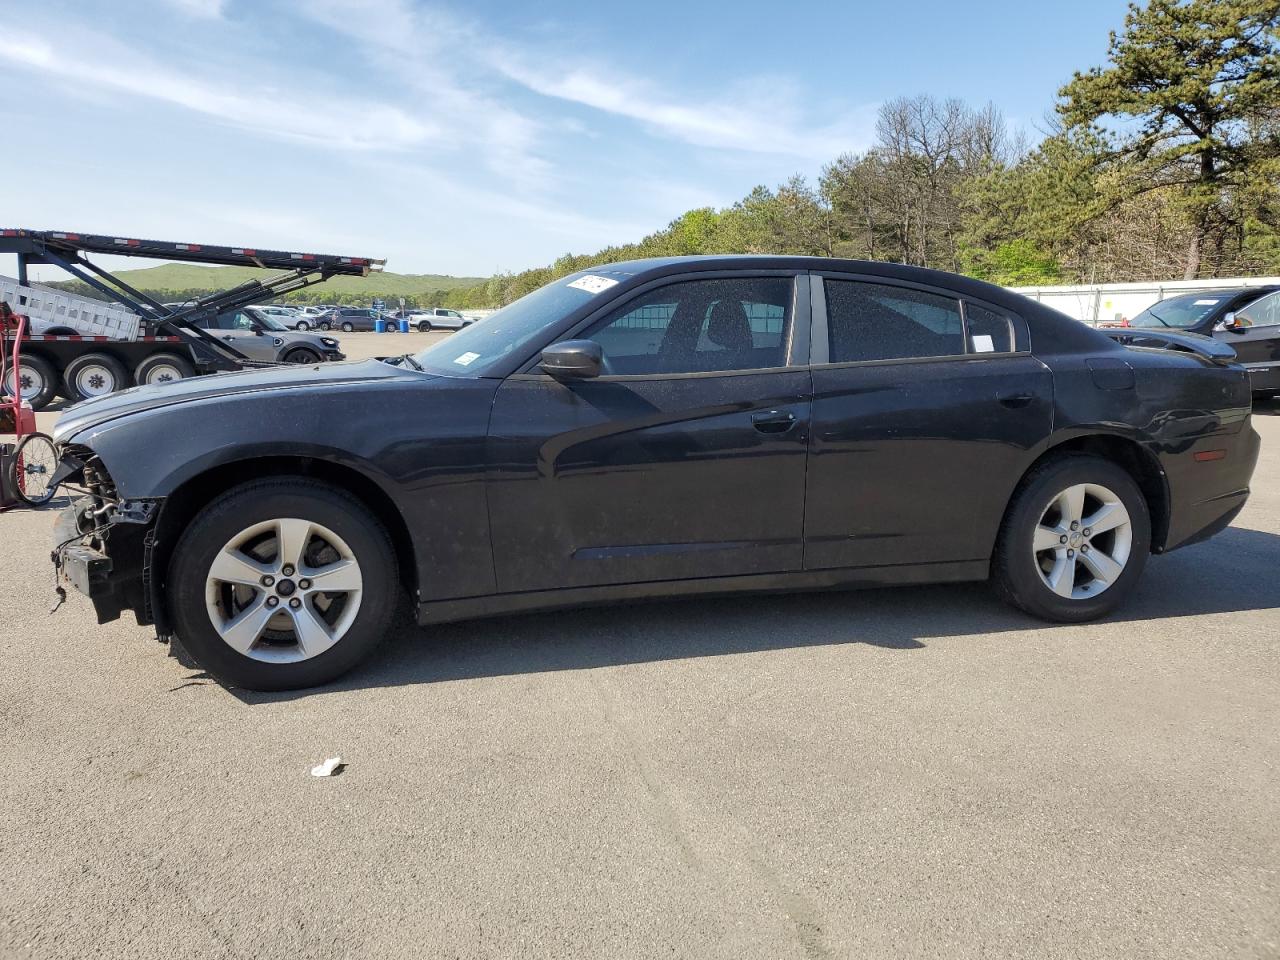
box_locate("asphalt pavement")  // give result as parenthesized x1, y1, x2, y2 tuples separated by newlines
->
(1, 338, 1277, 959)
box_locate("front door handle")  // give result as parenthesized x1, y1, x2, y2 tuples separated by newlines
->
(751, 410, 798, 434)
(997, 392, 1034, 409)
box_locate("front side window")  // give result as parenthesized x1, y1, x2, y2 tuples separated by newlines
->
(824, 280, 964, 362)
(581, 277, 793, 376)
(1236, 290, 1280, 328)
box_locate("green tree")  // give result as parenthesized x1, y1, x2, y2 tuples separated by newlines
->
(1058, 0, 1280, 277)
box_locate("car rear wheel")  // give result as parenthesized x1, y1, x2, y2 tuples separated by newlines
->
(341, 322, 354, 333)
(283, 347, 321, 364)
(992, 454, 1150, 622)
(417, 320, 432, 333)
(134, 352, 195, 386)
(168, 479, 399, 690)
(2, 353, 58, 410)
(63, 352, 129, 402)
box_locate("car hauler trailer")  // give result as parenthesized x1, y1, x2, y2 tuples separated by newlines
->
(0, 229, 383, 409)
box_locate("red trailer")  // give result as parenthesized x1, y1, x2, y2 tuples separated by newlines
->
(0, 305, 57, 508)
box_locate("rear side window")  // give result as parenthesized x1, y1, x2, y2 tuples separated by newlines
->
(963, 302, 1014, 353)
(824, 280, 964, 362)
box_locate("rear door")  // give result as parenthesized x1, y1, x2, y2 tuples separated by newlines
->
(487, 272, 812, 593)
(803, 274, 1053, 571)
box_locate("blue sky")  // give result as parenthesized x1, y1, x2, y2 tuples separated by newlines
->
(2, 0, 1128, 278)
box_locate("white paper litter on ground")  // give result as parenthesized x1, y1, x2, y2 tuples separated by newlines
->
(311, 756, 343, 777)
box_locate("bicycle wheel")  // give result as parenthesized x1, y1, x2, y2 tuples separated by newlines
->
(10, 432, 60, 506)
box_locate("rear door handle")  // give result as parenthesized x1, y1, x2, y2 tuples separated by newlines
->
(751, 410, 798, 434)
(997, 392, 1034, 409)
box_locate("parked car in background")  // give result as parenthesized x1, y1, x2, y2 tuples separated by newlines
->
(194, 307, 345, 363)
(49, 255, 1258, 690)
(254, 305, 302, 327)
(404, 307, 475, 332)
(316, 307, 400, 332)
(1123, 285, 1280, 397)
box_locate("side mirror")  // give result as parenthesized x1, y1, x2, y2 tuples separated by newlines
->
(541, 340, 603, 379)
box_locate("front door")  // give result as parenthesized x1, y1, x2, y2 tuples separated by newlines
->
(486, 274, 812, 593)
(803, 276, 1054, 570)
(211, 310, 273, 361)
(1220, 289, 1280, 386)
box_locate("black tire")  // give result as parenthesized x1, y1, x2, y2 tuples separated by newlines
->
(283, 347, 321, 364)
(167, 478, 400, 690)
(62, 352, 129, 402)
(9, 432, 60, 506)
(318, 321, 332, 331)
(341, 322, 355, 333)
(2, 352, 58, 410)
(417, 320, 432, 333)
(991, 454, 1150, 622)
(41, 326, 78, 336)
(296, 320, 311, 331)
(134, 352, 195, 386)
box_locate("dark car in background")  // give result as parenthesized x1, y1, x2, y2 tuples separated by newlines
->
(316, 307, 399, 333)
(1126, 286, 1280, 397)
(49, 256, 1258, 691)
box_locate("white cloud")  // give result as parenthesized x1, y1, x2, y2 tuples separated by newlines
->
(0, 29, 432, 151)
(297, 0, 874, 172)
(160, 0, 227, 18)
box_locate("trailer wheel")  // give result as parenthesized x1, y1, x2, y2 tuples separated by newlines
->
(135, 352, 195, 386)
(63, 352, 129, 402)
(2, 353, 58, 410)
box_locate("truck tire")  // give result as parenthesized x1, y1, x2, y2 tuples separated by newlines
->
(63, 352, 129, 402)
(416, 320, 432, 333)
(134, 352, 195, 386)
(167, 478, 400, 690)
(2, 353, 58, 410)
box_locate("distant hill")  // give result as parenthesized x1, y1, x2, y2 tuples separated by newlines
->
(47, 262, 488, 308)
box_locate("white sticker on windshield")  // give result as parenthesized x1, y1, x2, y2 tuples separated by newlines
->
(453, 351, 481, 366)
(1193, 299, 1220, 306)
(972, 334, 995, 353)
(567, 275, 619, 294)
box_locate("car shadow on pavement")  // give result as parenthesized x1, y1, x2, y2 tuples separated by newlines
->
(224, 523, 1280, 703)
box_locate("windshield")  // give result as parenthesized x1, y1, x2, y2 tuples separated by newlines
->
(1129, 293, 1229, 329)
(254, 313, 289, 332)
(412, 273, 620, 376)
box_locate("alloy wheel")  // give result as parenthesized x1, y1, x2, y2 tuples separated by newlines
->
(1033, 482, 1132, 599)
(205, 517, 364, 663)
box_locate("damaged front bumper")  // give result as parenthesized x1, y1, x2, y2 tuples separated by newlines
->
(53, 495, 159, 626)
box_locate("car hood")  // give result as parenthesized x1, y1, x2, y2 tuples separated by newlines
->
(54, 358, 418, 441)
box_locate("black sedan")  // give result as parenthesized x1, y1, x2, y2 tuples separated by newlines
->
(1124, 286, 1280, 396)
(49, 256, 1259, 690)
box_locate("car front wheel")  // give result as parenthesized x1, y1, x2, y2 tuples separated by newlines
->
(992, 454, 1150, 622)
(168, 479, 399, 690)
